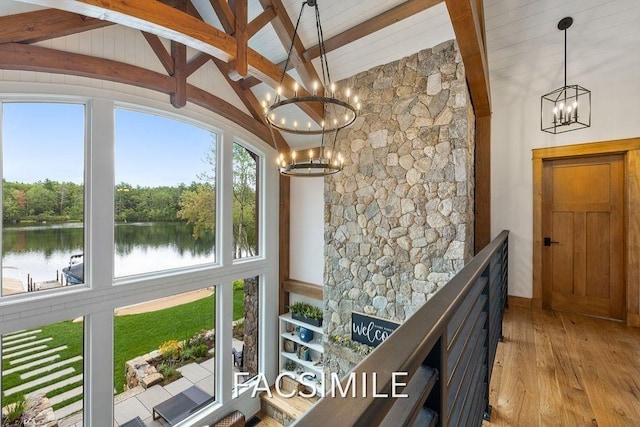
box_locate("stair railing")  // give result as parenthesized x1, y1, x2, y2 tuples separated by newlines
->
(294, 230, 509, 426)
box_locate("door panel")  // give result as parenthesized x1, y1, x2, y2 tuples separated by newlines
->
(542, 154, 625, 320)
(586, 212, 610, 299)
(551, 212, 574, 294)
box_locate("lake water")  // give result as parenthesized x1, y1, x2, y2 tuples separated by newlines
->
(2, 222, 215, 283)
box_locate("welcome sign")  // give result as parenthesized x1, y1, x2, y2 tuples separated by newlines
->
(352, 312, 400, 348)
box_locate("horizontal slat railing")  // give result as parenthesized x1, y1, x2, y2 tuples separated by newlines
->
(294, 230, 509, 427)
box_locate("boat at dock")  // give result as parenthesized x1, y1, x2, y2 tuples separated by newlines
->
(62, 254, 84, 285)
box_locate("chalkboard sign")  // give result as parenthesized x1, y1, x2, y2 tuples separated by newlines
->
(351, 312, 400, 348)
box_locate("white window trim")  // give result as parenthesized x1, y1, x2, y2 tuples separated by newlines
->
(0, 88, 279, 425)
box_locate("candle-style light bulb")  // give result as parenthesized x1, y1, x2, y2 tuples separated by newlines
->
(309, 149, 313, 161)
(354, 95, 359, 104)
(294, 121, 298, 130)
(321, 120, 325, 128)
(281, 118, 286, 126)
(270, 113, 275, 121)
(326, 150, 331, 159)
(292, 151, 297, 164)
(330, 83, 336, 96)
(333, 118, 338, 127)
(357, 103, 361, 111)
(293, 82, 299, 97)
(266, 93, 272, 102)
(277, 86, 282, 96)
(313, 81, 318, 96)
(344, 113, 349, 122)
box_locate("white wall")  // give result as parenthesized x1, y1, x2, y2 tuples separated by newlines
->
(486, 0, 640, 298)
(289, 177, 324, 285)
(490, 62, 640, 299)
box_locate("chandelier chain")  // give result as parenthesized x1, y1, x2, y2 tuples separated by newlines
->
(314, 3, 330, 88)
(279, 1, 306, 89)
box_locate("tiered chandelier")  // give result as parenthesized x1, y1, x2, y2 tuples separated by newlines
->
(263, 0, 360, 176)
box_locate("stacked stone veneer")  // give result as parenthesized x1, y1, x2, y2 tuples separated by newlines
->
(324, 40, 475, 359)
(242, 276, 259, 376)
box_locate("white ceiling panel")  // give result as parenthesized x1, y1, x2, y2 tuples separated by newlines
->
(319, 3, 454, 82)
(0, 0, 44, 16)
(485, 0, 640, 105)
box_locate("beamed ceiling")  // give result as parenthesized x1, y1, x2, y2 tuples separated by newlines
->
(0, 0, 490, 150)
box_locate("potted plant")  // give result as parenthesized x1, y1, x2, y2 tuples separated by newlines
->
(290, 302, 323, 327)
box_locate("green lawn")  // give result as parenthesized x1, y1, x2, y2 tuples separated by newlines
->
(2, 283, 247, 403)
(1, 320, 84, 407)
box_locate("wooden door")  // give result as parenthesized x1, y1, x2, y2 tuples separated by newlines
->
(542, 154, 625, 320)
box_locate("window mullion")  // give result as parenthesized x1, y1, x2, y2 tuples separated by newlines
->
(85, 98, 116, 425)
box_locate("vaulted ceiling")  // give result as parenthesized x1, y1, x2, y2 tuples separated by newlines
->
(0, 0, 472, 150)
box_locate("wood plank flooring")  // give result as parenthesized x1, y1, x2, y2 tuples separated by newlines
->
(484, 306, 640, 427)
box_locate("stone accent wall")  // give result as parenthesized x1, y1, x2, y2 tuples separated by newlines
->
(243, 276, 259, 376)
(324, 40, 475, 351)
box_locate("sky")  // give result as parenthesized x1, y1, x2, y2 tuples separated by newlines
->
(2, 103, 215, 187)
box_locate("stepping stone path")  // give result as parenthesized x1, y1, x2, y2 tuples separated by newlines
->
(2, 328, 84, 423)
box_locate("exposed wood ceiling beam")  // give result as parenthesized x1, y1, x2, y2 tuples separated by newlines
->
(235, 0, 248, 77)
(0, 8, 113, 44)
(445, 0, 490, 116)
(142, 32, 174, 75)
(209, 0, 235, 34)
(213, 57, 288, 150)
(171, 41, 187, 107)
(28, 0, 237, 60)
(0, 43, 274, 144)
(239, 58, 292, 89)
(185, 53, 211, 77)
(247, 6, 276, 39)
(0, 0, 187, 45)
(33, 0, 322, 122)
(258, 0, 320, 91)
(304, 0, 443, 60)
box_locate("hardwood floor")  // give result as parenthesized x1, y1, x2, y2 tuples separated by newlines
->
(484, 306, 640, 426)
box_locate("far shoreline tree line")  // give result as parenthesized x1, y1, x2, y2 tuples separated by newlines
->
(2, 144, 258, 257)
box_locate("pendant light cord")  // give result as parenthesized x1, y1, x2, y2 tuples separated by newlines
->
(564, 26, 567, 88)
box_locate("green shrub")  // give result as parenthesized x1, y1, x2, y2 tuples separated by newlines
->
(3, 394, 26, 424)
(191, 344, 209, 358)
(158, 362, 181, 382)
(233, 320, 244, 339)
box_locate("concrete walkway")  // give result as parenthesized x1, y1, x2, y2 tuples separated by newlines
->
(111, 339, 244, 426)
(113, 358, 216, 426)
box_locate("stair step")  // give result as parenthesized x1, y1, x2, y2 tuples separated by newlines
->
(254, 411, 283, 426)
(260, 388, 317, 426)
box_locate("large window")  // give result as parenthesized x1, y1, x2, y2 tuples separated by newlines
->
(0, 97, 273, 426)
(2, 103, 85, 296)
(114, 109, 217, 277)
(232, 143, 259, 260)
(113, 288, 216, 426)
(1, 318, 84, 425)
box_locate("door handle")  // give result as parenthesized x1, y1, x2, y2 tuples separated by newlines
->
(544, 237, 560, 246)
